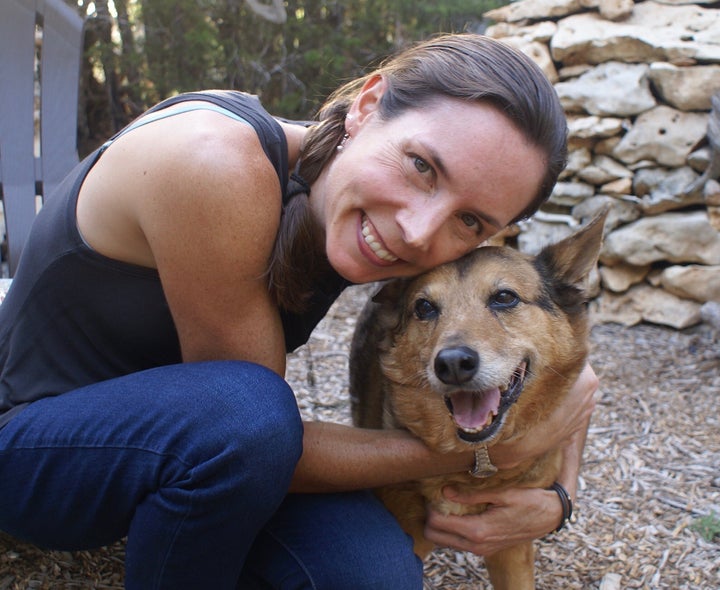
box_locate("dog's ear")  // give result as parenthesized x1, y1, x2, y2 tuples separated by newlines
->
(536, 207, 608, 289)
(367, 279, 413, 343)
(372, 278, 411, 306)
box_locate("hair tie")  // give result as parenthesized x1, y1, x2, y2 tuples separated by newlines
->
(284, 172, 311, 205)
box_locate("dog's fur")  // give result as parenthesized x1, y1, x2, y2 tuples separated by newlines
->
(349, 212, 607, 590)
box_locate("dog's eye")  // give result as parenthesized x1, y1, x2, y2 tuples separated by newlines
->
(489, 289, 520, 310)
(414, 298, 438, 320)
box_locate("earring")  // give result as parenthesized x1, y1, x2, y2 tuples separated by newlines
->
(337, 133, 350, 152)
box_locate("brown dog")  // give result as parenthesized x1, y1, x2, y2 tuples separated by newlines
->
(349, 211, 607, 590)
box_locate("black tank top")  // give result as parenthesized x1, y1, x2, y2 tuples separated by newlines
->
(0, 91, 348, 427)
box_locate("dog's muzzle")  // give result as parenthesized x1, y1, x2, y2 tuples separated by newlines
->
(438, 348, 528, 443)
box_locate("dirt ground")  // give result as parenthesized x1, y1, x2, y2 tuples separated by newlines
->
(1, 283, 719, 589)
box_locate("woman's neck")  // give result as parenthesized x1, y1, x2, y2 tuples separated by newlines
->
(277, 119, 308, 171)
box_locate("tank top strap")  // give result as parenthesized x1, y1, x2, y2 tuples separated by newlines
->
(99, 103, 251, 153)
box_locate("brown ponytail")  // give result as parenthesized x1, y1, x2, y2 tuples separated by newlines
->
(266, 101, 351, 313)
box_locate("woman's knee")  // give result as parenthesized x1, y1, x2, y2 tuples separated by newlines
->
(242, 492, 424, 590)
(171, 360, 304, 474)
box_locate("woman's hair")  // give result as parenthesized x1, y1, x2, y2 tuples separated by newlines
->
(269, 33, 568, 313)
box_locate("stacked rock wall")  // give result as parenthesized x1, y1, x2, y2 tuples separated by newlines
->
(483, 0, 720, 329)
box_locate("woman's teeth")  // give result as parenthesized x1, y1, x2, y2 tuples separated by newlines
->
(362, 217, 399, 262)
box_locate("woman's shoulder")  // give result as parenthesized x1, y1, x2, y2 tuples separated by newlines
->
(139, 109, 284, 245)
(78, 98, 284, 271)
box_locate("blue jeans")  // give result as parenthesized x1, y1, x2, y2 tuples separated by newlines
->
(0, 361, 422, 589)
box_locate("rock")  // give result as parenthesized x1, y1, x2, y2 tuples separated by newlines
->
(561, 147, 593, 179)
(709, 205, 720, 231)
(660, 0, 720, 4)
(633, 166, 705, 213)
(549, 181, 595, 207)
(590, 284, 702, 328)
(558, 64, 593, 80)
(551, 2, 720, 66)
(486, 20, 558, 43)
(595, 0, 634, 21)
(517, 219, 576, 255)
(649, 63, 720, 112)
(600, 210, 720, 266)
(659, 264, 720, 302)
(484, 0, 584, 24)
(688, 146, 713, 174)
(700, 301, 720, 329)
(498, 37, 559, 83)
(485, 0, 720, 328)
(612, 106, 708, 167)
(599, 263, 651, 292)
(593, 136, 622, 156)
(707, 179, 720, 206)
(555, 62, 656, 117)
(572, 195, 641, 231)
(568, 115, 626, 140)
(577, 154, 633, 185)
(600, 177, 633, 195)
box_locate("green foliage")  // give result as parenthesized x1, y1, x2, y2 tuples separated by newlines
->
(78, 0, 509, 139)
(691, 512, 720, 543)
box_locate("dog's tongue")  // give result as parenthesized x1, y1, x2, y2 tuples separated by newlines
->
(450, 388, 501, 430)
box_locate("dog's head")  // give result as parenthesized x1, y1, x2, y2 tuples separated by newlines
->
(372, 211, 607, 453)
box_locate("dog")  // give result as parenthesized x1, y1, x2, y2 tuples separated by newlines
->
(349, 211, 607, 590)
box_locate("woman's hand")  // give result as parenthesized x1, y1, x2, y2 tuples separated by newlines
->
(424, 364, 599, 557)
(489, 363, 598, 470)
(424, 486, 563, 556)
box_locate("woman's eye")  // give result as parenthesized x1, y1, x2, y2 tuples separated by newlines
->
(413, 156, 431, 174)
(460, 212, 481, 231)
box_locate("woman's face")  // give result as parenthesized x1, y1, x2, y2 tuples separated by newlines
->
(313, 76, 548, 284)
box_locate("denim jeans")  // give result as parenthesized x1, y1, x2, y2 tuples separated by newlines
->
(0, 361, 422, 589)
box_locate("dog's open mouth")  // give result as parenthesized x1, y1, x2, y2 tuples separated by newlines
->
(444, 361, 528, 443)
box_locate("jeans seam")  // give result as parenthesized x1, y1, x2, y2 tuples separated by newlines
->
(264, 527, 318, 590)
(153, 470, 196, 590)
(0, 444, 194, 469)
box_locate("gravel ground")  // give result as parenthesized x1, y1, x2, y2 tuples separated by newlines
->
(1, 283, 719, 589)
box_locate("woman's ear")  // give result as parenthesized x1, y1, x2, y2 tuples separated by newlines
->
(347, 75, 387, 133)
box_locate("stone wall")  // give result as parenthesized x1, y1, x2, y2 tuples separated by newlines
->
(483, 0, 720, 329)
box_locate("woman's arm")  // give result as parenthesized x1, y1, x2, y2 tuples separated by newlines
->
(78, 107, 289, 374)
(290, 422, 474, 493)
(292, 363, 596, 496)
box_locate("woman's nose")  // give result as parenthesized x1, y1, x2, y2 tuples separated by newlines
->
(396, 201, 446, 252)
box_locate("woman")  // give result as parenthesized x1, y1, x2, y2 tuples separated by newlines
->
(0, 34, 597, 589)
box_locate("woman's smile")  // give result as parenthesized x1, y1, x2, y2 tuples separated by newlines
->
(359, 214, 400, 265)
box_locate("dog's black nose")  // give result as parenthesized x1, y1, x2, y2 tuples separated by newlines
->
(434, 346, 479, 385)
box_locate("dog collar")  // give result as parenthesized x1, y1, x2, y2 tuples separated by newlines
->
(469, 445, 497, 478)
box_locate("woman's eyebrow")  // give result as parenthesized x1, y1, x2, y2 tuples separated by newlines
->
(423, 143, 450, 180)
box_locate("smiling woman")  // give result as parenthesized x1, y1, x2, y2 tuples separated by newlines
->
(0, 33, 591, 590)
